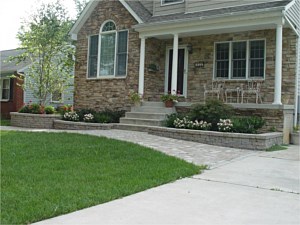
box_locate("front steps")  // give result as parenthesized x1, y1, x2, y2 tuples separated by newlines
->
(120, 101, 176, 126)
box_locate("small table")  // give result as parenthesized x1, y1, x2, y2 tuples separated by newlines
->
(225, 87, 241, 103)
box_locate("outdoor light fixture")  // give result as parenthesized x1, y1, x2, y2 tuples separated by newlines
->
(187, 44, 193, 54)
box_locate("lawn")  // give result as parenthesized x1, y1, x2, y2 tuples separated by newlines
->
(0, 118, 10, 126)
(0, 131, 204, 224)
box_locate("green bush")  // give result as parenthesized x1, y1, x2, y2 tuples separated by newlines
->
(57, 105, 73, 115)
(44, 106, 55, 114)
(231, 116, 265, 134)
(164, 113, 186, 128)
(189, 99, 234, 131)
(76, 108, 96, 121)
(101, 109, 126, 123)
(19, 105, 31, 113)
(19, 103, 43, 114)
(94, 113, 110, 123)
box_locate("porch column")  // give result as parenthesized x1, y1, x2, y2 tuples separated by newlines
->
(171, 33, 179, 94)
(273, 23, 283, 105)
(138, 37, 146, 96)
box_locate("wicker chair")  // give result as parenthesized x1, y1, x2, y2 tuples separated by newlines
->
(204, 80, 225, 101)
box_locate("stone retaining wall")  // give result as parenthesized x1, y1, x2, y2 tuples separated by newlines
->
(10, 112, 61, 129)
(54, 120, 113, 130)
(148, 127, 283, 150)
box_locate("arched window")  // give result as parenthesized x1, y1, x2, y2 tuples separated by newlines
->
(87, 20, 128, 78)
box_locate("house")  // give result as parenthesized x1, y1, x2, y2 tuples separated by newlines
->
(70, 0, 299, 142)
(0, 49, 74, 118)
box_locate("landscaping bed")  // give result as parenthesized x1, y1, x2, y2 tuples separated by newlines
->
(10, 112, 61, 129)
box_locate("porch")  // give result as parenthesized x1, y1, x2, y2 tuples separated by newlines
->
(134, 7, 299, 128)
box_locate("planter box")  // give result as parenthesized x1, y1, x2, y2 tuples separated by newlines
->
(10, 112, 61, 129)
(148, 127, 283, 150)
(291, 132, 299, 145)
(54, 120, 114, 130)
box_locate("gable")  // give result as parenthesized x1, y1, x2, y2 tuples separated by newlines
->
(70, 0, 143, 40)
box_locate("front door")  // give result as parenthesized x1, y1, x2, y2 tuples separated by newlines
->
(166, 48, 187, 96)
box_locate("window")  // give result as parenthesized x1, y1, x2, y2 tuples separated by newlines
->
(161, 0, 184, 5)
(51, 90, 63, 103)
(87, 21, 128, 78)
(0, 78, 10, 101)
(215, 40, 265, 79)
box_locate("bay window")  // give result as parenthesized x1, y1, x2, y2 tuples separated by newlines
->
(87, 20, 128, 78)
(215, 39, 265, 79)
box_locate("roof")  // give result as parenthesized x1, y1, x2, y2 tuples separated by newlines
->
(70, 0, 293, 38)
(0, 49, 29, 75)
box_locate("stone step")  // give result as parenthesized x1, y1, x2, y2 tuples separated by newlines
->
(120, 117, 164, 126)
(125, 112, 167, 120)
(131, 106, 176, 114)
(141, 101, 165, 107)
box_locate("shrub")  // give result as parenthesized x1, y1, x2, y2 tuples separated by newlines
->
(231, 116, 265, 134)
(44, 106, 55, 114)
(93, 113, 111, 123)
(217, 119, 233, 132)
(164, 113, 186, 128)
(19, 105, 31, 113)
(63, 112, 79, 122)
(83, 113, 94, 122)
(189, 99, 234, 131)
(57, 105, 73, 115)
(174, 117, 211, 130)
(18, 103, 43, 114)
(76, 109, 96, 121)
(101, 109, 126, 123)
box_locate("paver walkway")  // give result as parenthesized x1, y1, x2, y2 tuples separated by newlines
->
(1, 126, 256, 168)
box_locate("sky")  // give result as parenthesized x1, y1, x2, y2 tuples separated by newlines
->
(0, 0, 78, 51)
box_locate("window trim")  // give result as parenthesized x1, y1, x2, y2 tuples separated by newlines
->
(213, 39, 266, 80)
(86, 20, 129, 80)
(161, 0, 184, 6)
(0, 78, 11, 102)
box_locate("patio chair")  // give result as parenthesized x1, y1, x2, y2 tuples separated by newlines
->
(204, 80, 225, 101)
(241, 80, 263, 104)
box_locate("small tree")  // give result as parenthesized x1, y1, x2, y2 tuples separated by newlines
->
(12, 1, 74, 106)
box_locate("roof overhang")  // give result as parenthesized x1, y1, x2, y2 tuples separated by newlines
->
(134, 7, 287, 39)
(69, 0, 143, 40)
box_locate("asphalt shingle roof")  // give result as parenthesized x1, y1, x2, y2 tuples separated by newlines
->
(0, 49, 29, 74)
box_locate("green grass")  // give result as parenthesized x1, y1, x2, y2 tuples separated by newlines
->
(266, 144, 289, 152)
(0, 131, 204, 224)
(0, 118, 10, 126)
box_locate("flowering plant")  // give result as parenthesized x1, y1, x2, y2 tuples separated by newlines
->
(129, 91, 142, 104)
(63, 112, 79, 122)
(217, 119, 233, 132)
(174, 117, 211, 130)
(83, 113, 94, 122)
(160, 92, 179, 103)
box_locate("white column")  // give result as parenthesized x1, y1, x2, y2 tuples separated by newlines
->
(171, 34, 179, 95)
(273, 24, 283, 105)
(138, 37, 146, 96)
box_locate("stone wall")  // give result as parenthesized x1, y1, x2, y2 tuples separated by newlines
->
(148, 127, 283, 151)
(10, 112, 61, 129)
(74, 0, 140, 111)
(54, 120, 113, 130)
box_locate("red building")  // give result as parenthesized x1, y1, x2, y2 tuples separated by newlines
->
(0, 49, 28, 118)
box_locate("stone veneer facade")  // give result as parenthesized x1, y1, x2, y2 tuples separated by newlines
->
(74, 0, 297, 110)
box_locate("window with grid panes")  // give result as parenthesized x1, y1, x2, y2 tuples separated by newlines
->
(87, 21, 128, 78)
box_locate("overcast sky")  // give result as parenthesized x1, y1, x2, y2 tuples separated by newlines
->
(0, 0, 77, 51)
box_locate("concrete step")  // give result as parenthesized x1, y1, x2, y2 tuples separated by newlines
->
(131, 106, 176, 114)
(141, 101, 165, 107)
(125, 112, 167, 120)
(120, 117, 164, 126)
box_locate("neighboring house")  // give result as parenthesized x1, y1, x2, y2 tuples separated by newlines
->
(0, 49, 74, 118)
(70, 0, 299, 139)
